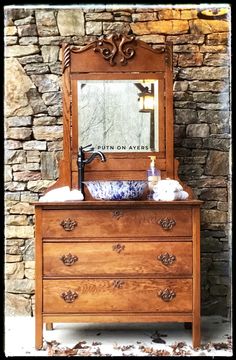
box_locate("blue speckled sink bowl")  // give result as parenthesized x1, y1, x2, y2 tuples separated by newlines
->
(83, 180, 148, 200)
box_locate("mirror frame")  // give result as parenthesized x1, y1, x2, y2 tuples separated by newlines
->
(57, 34, 175, 192)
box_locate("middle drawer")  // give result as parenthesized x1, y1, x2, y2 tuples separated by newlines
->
(43, 242, 192, 277)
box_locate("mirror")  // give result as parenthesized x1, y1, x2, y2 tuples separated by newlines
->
(78, 79, 159, 152)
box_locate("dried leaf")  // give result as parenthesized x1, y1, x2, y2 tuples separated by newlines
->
(151, 330, 166, 343)
(213, 342, 231, 350)
(92, 341, 102, 346)
(73, 340, 89, 349)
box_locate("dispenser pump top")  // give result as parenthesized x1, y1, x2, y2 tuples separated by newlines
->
(148, 155, 156, 168)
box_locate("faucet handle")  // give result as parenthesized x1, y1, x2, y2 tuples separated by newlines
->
(81, 144, 94, 152)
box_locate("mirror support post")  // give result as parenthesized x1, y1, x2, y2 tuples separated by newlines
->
(78, 146, 85, 196)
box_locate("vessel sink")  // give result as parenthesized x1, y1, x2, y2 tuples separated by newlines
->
(83, 180, 148, 200)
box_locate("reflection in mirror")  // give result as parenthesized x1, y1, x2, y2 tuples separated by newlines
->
(78, 80, 159, 152)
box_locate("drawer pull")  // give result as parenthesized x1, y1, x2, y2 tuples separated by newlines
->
(112, 210, 123, 220)
(112, 243, 125, 253)
(157, 252, 176, 266)
(113, 280, 125, 289)
(158, 217, 176, 230)
(60, 290, 78, 303)
(60, 253, 78, 266)
(60, 218, 78, 231)
(158, 288, 176, 302)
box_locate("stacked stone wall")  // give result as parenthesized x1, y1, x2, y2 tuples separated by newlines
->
(4, 5, 231, 317)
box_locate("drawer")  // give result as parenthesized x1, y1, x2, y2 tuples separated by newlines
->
(41, 208, 192, 238)
(43, 242, 192, 276)
(43, 278, 192, 313)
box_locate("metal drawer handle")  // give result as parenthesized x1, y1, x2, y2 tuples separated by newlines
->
(60, 290, 78, 303)
(158, 217, 176, 230)
(60, 218, 78, 231)
(112, 243, 125, 253)
(60, 253, 78, 266)
(157, 252, 176, 266)
(113, 280, 125, 289)
(158, 288, 176, 302)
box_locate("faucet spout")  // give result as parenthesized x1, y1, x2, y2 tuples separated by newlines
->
(85, 151, 106, 165)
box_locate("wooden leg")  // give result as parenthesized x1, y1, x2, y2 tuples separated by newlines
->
(192, 319, 201, 348)
(35, 315, 43, 350)
(46, 323, 54, 331)
(184, 322, 192, 330)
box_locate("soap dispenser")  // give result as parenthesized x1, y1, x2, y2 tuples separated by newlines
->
(147, 156, 161, 199)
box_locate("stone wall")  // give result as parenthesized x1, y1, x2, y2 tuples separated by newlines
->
(4, 5, 231, 317)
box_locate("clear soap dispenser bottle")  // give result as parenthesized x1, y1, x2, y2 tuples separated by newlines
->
(147, 156, 161, 200)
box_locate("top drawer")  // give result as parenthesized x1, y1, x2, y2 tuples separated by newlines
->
(41, 208, 192, 238)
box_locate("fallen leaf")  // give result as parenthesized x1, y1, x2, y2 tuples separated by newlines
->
(73, 340, 89, 349)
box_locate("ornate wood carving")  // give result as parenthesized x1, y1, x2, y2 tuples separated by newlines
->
(62, 43, 71, 73)
(60, 290, 78, 303)
(60, 218, 78, 231)
(158, 288, 176, 302)
(112, 279, 125, 289)
(157, 252, 176, 266)
(60, 253, 79, 266)
(112, 210, 123, 220)
(112, 243, 125, 254)
(158, 217, 176, 230)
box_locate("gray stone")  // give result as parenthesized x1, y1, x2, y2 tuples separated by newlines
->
(173, 81, 188, 92)
(203, 53, 229, 66)
(42, 92, 61, 106)
(189, 81, 228, 92)
(5, 140, 23, 149)
(9, 202, 35, 215)
(18, 54, 43, 65)
(173, 44, 199, 53)
(23, 239, 35, 261)
(26, 88, 48, 114)
(205, 150, 229, 176)
(208, 261, 230, 276)
(5, 192, 21, 201)
(30, 74, 59, 92)
(202, 209, 227, 225)
(136, 34, 165, 44)
(33, 125, 63, 140)
(86, 21, 102, 35)
(35, 10, 59, 36)
(5, 254, 23, 262)
(5, 293, 31, 316)
(174, 92, 193, 101)
(200, 188, 227, 201)
(186, 124, 209, 137)
(6, 127, 32, 141)
(5, 165, 12, 182)
(5, 45, 39, 57)
(167, 34, 204, 44)
(5, 25, 17, 35)
(6, 279, 35, 294)
(47, 104, 63, 116)
(6, 226, 34, 239)
(6, 116, 32, 127)
(23, 140, 47, 150)
(132, 12, 156, 22)
(41, 152, 59, 179)
(26, 150, 41, 163)
(6, 214, 28, 226)
(57, 9, 84, 36)
(202, 138, 230, 151)
(5, 150, 26, 164)
(13, 162, 40, 171)
(24, 63, 49, 74)
(13, 171, 41, 182)
(5, 36, 18, 45)
(41, 45, 59, 62)
(33, 116, 57, 126)
(198, 110, 230, 124)
(20, 191, 39, 202)
(207, 33, 229, 45)
(14, 15, 35, 26)
(174, 101, 197, 109)
(5, 263, 25, 279)
(47, 141, 63, 151)
(38, 36, 70, 45)
(27, 179, 56, 192)
(5, 8, 34, 22)
(17, 24, 37, 37)
(5, 58, 35, 117)
(201, 237, 224, 252)
(5, 182, 26, 191)
(174, 109, 198, 124)
(193, 92, 225, 103)
(197, 103, 228, 111)
(178, 67, 229, 80)
(178, 53, 203, 67)
(103, 22, 130, 34)
(49, 63, 62, 75)
(85, 12, 113, 21)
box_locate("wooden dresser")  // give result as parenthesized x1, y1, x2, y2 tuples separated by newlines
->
(34, 34, 202, 349)
(35, 200, 201, 349)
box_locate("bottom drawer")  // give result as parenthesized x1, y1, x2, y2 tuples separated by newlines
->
(43, 279, 192, 313)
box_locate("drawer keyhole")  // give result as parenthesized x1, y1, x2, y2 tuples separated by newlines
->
(60, 218, 78, 231)
(60, 290, 78, 303)
(158, 288, 176, 302)
(157, 253, 176, 266)
(60, 253, 78, 266)
(112, 243, 125, 253)
(113, 280, 125, 289)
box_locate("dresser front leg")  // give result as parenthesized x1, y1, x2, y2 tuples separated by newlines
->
(192, 319, 201, 348)
(35, 316, 43, 350)
(46, 323, 54, 331)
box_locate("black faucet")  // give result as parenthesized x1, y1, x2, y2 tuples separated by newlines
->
(77, 144, 106, 197)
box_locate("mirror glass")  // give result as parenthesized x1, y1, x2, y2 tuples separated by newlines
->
(78, 80, 159, 152)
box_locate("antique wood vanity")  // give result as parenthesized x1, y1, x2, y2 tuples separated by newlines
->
(35, 34, 202, 349)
